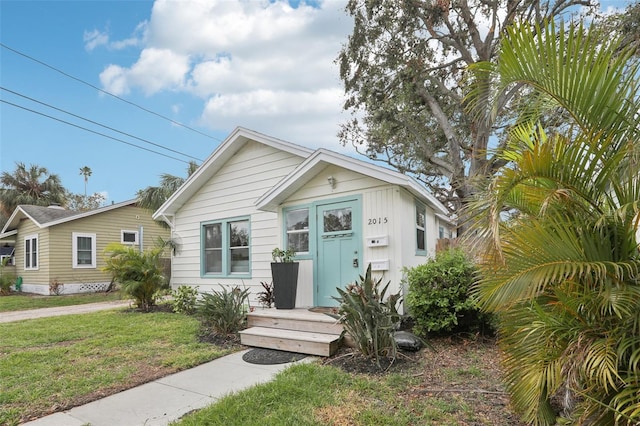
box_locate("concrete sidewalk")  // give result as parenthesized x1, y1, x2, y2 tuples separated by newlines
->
(23, 349, 312, 426)
(0, 300, 132, 323)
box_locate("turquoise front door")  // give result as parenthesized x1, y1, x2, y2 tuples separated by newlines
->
(315, 198, 362, 307)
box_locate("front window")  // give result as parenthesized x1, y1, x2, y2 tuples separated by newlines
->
(285, 208, 309, 254)
(202, 217, 250, 276)
(416, 204, 426, 253)
(204, 223, 222, 273)
(72, 232, 96, 268)
(229, 220, 249, 273)
(24, 234, 38, 270)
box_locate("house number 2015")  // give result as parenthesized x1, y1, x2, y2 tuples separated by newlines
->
(367, 217, 388, 225)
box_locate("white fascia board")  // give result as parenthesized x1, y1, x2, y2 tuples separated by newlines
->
(0, 229, 18, 240)
(256, 148, 450, 215)
(155, 126, 313, 218)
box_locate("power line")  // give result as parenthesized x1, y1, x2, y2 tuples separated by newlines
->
(0, 42, 223, 143)
(1, 86, 204, 163)
(1, 99, 194, 165)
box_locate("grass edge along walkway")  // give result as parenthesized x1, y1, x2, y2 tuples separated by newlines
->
(0, 309, 233, 426)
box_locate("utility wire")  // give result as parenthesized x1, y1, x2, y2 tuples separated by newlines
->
(0, 42, 222, 143)
(1, 99, 193, 164)
(1, 86, 204, 163)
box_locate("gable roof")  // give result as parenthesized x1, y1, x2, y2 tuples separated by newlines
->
(153, 127, 314, 220)
(153, 126, 451, 222)
(1, 200, 138, 234)
(255, 148, 450, 215)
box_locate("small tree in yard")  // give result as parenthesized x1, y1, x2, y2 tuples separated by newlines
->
(103, 243, 167, 312)
(405, 248, 489, 336)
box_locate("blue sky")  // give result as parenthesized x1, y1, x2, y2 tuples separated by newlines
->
(0, 0, 352, 203)
(0, 0, 629, 205)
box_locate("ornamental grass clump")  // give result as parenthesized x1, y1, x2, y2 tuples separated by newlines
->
(334, 264, 401, 368)
(197, 285, 250, 335)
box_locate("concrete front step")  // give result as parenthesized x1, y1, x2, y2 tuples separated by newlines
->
(247, 308, 343, 335)
(239, 326, 341, 357)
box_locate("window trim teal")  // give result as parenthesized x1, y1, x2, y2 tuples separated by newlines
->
(201, 216, 251, 278)
(415, 201, 427, 256)
(282, 205, 313, 260)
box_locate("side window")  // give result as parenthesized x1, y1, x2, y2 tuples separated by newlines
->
(72, 232, 97, 268)
(285, 208, 309, 254)
(202, 217, 250, 277)
(24, 234, 38, 269)
(416, 204, 426, 254)
(121, 230, 139, 245)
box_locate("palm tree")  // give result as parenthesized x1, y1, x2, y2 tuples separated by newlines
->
(137, 161, 198, 213)
(79, 166, 92, 197)
(0, 162, 67, 217)
(465, 21, 640, 425)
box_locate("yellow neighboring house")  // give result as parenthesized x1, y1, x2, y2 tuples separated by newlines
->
(0, 200, 170, 295)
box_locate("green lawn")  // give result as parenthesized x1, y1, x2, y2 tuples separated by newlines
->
(0, 309, 231, 426)
(0, 291, 124, 312)
(174, 362, 472, 426)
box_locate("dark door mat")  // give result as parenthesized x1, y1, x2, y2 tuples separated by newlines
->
(242, 348, 308, 365)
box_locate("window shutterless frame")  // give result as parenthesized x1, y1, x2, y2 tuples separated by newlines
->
(201, 216, 251, 278)
(72, 232, 97, 268)
(415, 201, 427, 255)
(284, 206, 310, 256)
(24, 234, 38, 270)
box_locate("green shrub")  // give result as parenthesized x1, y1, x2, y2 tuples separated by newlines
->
(0, 258, 15, 295)
(103, 243, 168, 311)
(171, 285, 199, 314)
(334, 264, 401, 368)
(405, 249, 490, 335)
(197, 285, 250, 335)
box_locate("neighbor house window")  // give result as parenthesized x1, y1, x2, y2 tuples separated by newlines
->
(416, 203, 426, 254)
(24, 234, 38, 270)
(202, 217, 250, 276)
(121, 230, 138, 245)
(72, 232, 97, 268)
(285, 208, 309, 254)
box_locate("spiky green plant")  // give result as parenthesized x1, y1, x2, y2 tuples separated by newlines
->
(334, 264, 401, 368)
(466, 20, 640, 425)
(103, 243, 167, 311)
(197, 285, 250, 335)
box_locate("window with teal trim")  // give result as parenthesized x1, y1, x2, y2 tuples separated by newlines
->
(416, 203, 426, 254)
(285, 208, 309, 254)
(202, 218, 250, 276)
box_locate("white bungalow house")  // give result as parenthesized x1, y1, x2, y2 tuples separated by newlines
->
(154, 127, 455, 314)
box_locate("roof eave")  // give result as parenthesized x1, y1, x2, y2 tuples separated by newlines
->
(156, 126, 313, 217)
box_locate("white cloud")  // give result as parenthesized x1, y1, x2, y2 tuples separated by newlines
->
(84, 29, 109, 51)
(98, 0, 352, 148)
(85, 21, 146, 52)
(100, 48, 190, 96)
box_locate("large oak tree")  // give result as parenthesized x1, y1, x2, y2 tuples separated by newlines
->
(338, 0, 596, 218)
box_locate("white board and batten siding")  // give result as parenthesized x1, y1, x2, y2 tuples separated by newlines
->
(169, 140, 306, 302)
